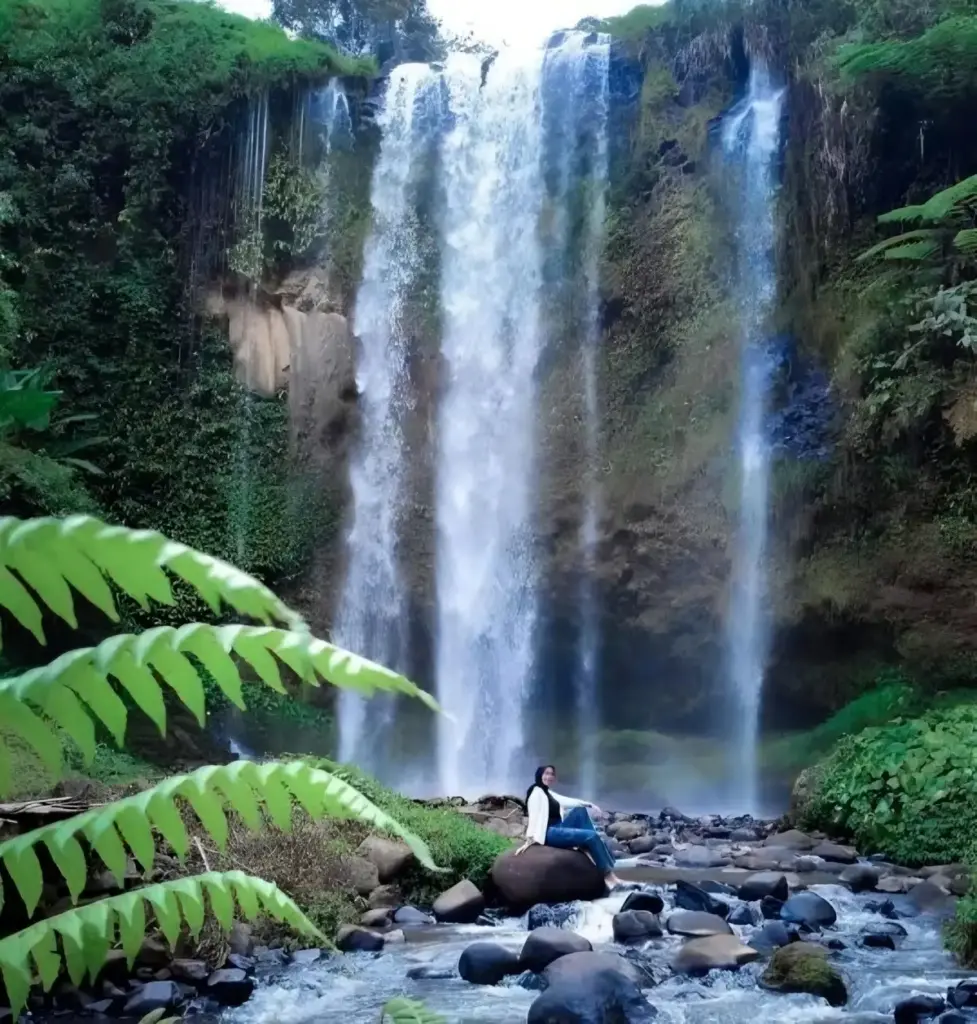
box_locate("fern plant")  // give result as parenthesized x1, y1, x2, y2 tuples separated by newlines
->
(859, 176, 977, 266)
(0, 515, 441, 1014)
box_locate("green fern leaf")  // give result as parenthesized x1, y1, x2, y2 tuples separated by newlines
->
(0, 515, 305, 650)
(954, 228, 977, 257)
(382, 998, 447, 1024)
(0, 872, 321, 1015)
(857, 229, 942, 263)
(883, 241, 943, 261)
(0, 760, 440, 916)
(0, 624, 438, 790)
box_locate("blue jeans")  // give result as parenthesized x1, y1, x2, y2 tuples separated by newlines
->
(546, 806, 616, 874)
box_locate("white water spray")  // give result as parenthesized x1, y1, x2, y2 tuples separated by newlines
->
(434, 48, 547, 795)
(337, 66, 437, 772)
(721, 66, 784, 814)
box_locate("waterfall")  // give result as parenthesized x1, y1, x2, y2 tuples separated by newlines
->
(721, 66, 785, 814)
(336, 65, 438, 774)
(434, 48, 547, 796)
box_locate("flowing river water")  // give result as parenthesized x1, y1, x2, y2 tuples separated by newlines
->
(227, 875, 973, 1024)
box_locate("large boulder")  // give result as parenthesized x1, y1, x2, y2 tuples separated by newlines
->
(674, 880, 729, 918)
(458, 942, 521, 985)
(491, 846, 606, 909)
(534, 952, 655, 1021)
(433, 880, 485, 924)
(840, 864, 880, 893)
(621, 891, 665, 915)
(673, 846, 729, 869)
(545, 952, 644, 988)
(671, 935, 759, 975)
(764, 830, 816, 851)
(811, 841, 857, 864)
(520, 927, 592, 973)
(355, 836, 414, 883)
(613, 911, 663, 943)
(335, 925, 384, 952)
(665, 911, 732, 938)
(760, 943, 847, 1007)
(738, 872, 789, 902)
(781, 892, 837, 930)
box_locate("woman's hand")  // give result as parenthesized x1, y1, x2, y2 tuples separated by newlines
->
(587, 802, 603, 816)
(515, 839, 535, 856)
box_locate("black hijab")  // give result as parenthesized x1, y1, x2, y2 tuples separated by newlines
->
(526, 764, 554, 804)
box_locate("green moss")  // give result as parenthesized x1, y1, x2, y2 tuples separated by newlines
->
(762, 944, 847, 1007)
(601, 3, 674, 41)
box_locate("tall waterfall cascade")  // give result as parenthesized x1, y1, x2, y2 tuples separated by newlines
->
(721, 66, 785, 814)
(336, 65, 438, 774)
(335, 35, 612, 796)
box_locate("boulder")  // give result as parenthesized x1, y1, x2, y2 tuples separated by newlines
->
(528, 964, 657, 1023)
(621, 891, 665, 916)
(949, 979, 977, 1009)
(894, 994, 947, 1024)
(288, 949, 322, 966)
(367, 884, 401, 908)
(738, 872, 788, 902)
(360, 908, 394, 929)
(520, 927, 592, 973)
(811, 841, 857, 864)
(735, 854, 781, 871)
(839, 864, 880, 893)
(393, 906, 434, 926)
(613, 910, 663, 943)
(170, 960, 209, 984)
(749, 920, 793, 952)
(907, 880, 956, 917)
(728, 903, 758, 926)
(781, 891, 837, 930)
(674, 880, 729, 918)
(671, 934, 759, 975)
(859, 920, 907, 950)
(673, 846, 729, 869)
(433, 880, 485, 924)
(335, 925, 384, 952)
(355, 836, 414, 883)
(764, 830, 816, 850)
(878, 875, 917, 894)
(628, 836, 658, 856)
(205, 969, 254, 1007)
(760, 942, 847, 1007)
(344, 856, 380, 896)
(544, 951, 644, 989)
(459, 942, 521, 985)
(760, 896, 785, 919)
(610, 821, 647, 842)
(491, 846, 606, 909)
(666, 911, 732, 938)
(122, 982, 183, 1017)
(229, 921, 254, 956)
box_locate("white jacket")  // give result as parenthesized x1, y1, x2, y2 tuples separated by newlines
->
(525, 787, 589, 845)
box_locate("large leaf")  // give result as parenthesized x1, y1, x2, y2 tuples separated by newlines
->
(0, 872, 321, 1015)
(857, 228, 942, 263)
(0, 623, 438, 793)
(0, 515, 306, 649)
(382, 998, 447, 1024)
(0, 760, 440, 916)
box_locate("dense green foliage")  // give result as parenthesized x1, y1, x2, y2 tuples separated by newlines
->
(801, 703, 977, 865)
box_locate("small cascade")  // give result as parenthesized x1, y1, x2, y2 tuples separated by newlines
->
(336, 65, 438, 774)
(720, 66, 785, 814)
(434, 47, 547, 795)
(538, 33, 611, 797)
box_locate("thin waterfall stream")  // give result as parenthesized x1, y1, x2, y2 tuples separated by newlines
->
(721, 66, 785, 814)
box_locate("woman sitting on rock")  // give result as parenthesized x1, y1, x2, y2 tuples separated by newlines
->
(516, 764, 624, 889)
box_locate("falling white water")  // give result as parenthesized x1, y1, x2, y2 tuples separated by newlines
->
(434, 48, 547, 796)
(721, 66, 784, 814)
(337, 65, 437, 772)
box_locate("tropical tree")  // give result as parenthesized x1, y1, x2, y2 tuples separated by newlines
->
(0, 514, 440, 1013)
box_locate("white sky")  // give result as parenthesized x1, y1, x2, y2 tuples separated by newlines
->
(219, 0, 646, 47)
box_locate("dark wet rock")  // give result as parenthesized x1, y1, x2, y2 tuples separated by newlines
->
(225, 953, 254, 973)
(865, 898, 902, 920)
(393, 905, 434, 925)
(840, 864, 881, 893)
(620, 949, 671, 989)
(699, 880, 738, 897)
(671, 934, 759, 975)
(205, 969, 254, 1007)
(811, 841, 858, 864)
(527, 902, 577, 930)
(459, 942, 521, 985)
(288, 949, 322, 966)
(894, 994, 947, 1023)
(628, 836, 658, 856)
(613, 910, 664, 942)
(666, 911, 731, 938)
(229, 921, 253, 956)
(512, 970, 547, 991)
(728, 903, 758, 926)
(781, 891, 837, 929)
(824, 937, 847, 950)
(907, 880, 956, 917)
(735, 854, 782, 871)
(760, 943, 847, 1007)
(661, 806, 691, 823)
(859, 920, 908, 950)
(170, 960, 209, 984)
(433, 879, 485, 924)
(520, 927, 592, 973)
(335, 925, 384, 952)
(621, 891, 665, 915)
(749, 920, 794, 953)
(936, 1013, 969, 1024)
(760, 896, 784, 919)
(534, 952, 656, 1021)
(545, 952, 644, 988)
(360, 907, 394, 929)
(738, 872, 788, 902)
(122, 981, 183, 1017)
(407, 965, 456, 981)
(674, 879, 729, 918)
(949, 979, 977, 1008)
(491, 846, 606, 909)
(764, 830, 816, 851)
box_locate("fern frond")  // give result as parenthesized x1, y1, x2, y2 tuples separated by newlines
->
(955, 228, 977, 257)
(0, 759, 440, 917)
(0, 871, 321, 1015)
(884, 241, 944, 261)
(857, 229, 942, 263)
(0, 515, 306, 649)
(0, 623, 438, 793)
(877, 176, 977, 226)
(382, 998, 447, 1024)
